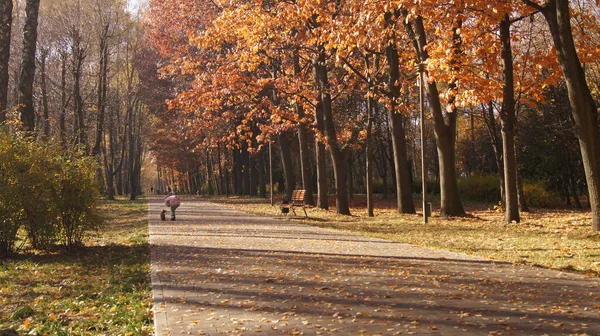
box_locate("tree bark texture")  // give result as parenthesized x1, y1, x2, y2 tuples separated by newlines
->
(72, 34, 86, 146)
(482, 102, 505, 204)
(315, 103, 329, 209)
(278, 130, 295, 200)
(93, 25, 109, 155)
(17, 0, 40, 132)
(385, 33, 415, 214)
(314, 47, 350, 215)
(0, 0, 12, 123)
(39, 48, 50, 137)
(294, 51, 315, 206)
(500, 15, 520, 223)
(537, 0, 600, 231)
(408, 15, 465, 217)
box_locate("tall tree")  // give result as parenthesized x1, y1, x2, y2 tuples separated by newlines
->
(0, 0, 12, 123)
(404, 13, 466, 217)
(17, 0, 40, 132)
(499, 14, 520, 223)
(523, 0, 600, 231)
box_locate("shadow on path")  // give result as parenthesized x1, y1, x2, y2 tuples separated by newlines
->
(149, 196, 600, 336)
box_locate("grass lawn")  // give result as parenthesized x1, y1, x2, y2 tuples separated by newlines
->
(208, 195, 600, 278)
(0, 197, 152, 336)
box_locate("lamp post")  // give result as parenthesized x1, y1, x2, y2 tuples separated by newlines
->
(269, 137, 274, 206)
(418, 63, 428, 224)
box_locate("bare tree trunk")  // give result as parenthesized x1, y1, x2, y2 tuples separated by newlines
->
(249, 154, 257, 196)
(482, 102, 504, 204)
(0, 0, 12, 123)
(233, 149, 241, 194)
(524, 0, 600, 231)
(385, 24, 415, 214)
(500, 15, 520, 223)
(257, 148, 266, 197)
(366, 95, 375, 217)
(278, 131, 295, 200)
(406, 14, 465, 217)
(59, 53, 68, 146)
(127, 104, 136, 200)
(72, 33, 86, 146)
(514, 132, 529, 212)
(293, 51, 315, 205)
(242, 143, 251, 195)
(218, 144, 226, 195)
(17, 0, 40, 133)
(93, 25, 109, 155)
(315, 103, 329, 209)
(39, 48, 50, 138)
(314, 46, 350, 215)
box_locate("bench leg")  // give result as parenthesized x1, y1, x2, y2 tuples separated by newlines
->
(302, 206, 307, 217)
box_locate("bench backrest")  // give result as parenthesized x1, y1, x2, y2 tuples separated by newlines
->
(291, 190, 305, 202)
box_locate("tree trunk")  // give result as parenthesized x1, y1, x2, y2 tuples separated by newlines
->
(278, 131, 295, 200)
(242, 143, 251, 195)
(257, 148, 266, 197)
(249, 154, 257, 196)
(385, 34, 415, 214)
(0, 0, 12, 123)
(500, 15, 520, 223)
(315, 103, 329, 209)
(59, 52, 68, 146)
(514, 132, 529, 212)
(366, 95, 375, 217)
(128, 105, 136, 200)
(529, 0, 600, 231)
(482, 102, 505, 204)
(314, 47, 350, 215)
(39, 48, 50, 138)
(93, 26, 109, 156)
(218, 144, 225, 195)
(72, 35, 86, 146)
(407, 15, 465, 217)
(294, 51, 315, 205)
(17, 0, 40, 133)
(206, 149, 214, 195)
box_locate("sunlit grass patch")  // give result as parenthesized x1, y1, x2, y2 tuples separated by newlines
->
(208, 195, 600, 277)
(0, 197, 152, 335)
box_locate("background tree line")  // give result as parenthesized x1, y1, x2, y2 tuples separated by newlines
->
(0, 0, 151, 254)
(0, 0, 150, 201)
(145, 0, 600, 231)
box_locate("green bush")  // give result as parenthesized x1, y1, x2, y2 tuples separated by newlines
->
(0, 129, 100, 255)
(458, 174, 501, 202)
(523, 181, 563, 208)
(55, 155, 101, 248)
(0, 131, 27, 256)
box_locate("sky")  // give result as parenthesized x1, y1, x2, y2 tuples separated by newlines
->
(126, 0, 147, 14)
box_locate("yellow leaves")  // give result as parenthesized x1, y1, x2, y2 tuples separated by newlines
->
(21, 317, 32, 329)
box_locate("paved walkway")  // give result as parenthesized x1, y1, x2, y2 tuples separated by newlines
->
(149, 196, 600, 335)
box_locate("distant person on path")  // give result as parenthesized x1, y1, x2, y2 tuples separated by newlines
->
(164, 194, 181, 221)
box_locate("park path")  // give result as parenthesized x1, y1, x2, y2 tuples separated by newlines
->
(148, 196, 600, 336)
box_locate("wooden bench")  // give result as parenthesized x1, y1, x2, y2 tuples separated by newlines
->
(280, 190, 307, 217)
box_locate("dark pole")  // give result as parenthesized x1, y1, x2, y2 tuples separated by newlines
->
(419, 63, 428, 224)
(269, 140, 274, 206)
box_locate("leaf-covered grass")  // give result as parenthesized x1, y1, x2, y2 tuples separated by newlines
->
(0, 197, 152, 336)
(209, 195, 600, 277)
